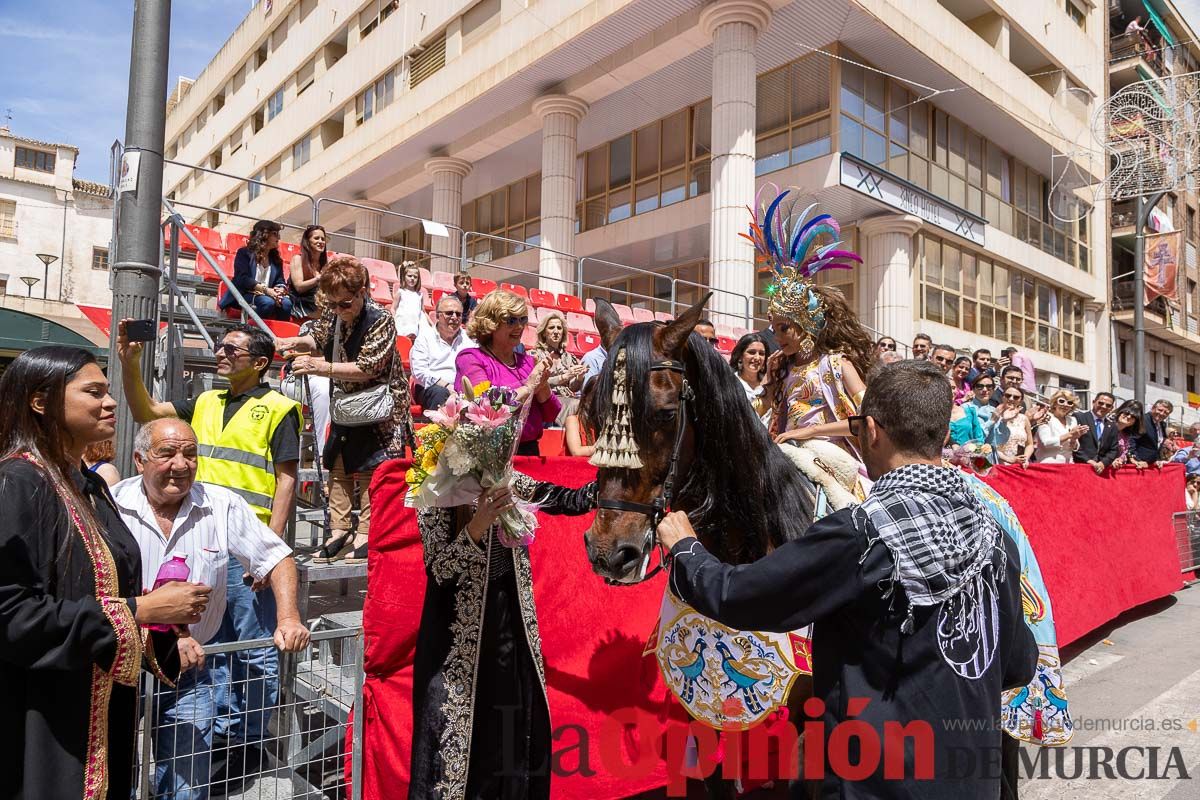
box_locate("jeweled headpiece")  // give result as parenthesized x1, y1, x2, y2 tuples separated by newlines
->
(741, 186, 862, 344)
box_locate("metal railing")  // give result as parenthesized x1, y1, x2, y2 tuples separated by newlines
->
(133, 627, 363, 800)
(1173, 511, 1200, 573)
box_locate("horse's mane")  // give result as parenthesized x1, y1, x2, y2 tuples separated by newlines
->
(593, 323, 816, 564)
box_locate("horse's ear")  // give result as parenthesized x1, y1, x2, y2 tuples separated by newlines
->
(594, 298, 622, 350)
(660, 293, 712, 355)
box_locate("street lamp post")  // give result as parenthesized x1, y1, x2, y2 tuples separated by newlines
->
(35, 253, 57, 300)
(19, 276, 40, 297)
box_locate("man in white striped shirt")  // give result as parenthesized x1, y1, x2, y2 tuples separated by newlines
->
(113, 418, 309, 800)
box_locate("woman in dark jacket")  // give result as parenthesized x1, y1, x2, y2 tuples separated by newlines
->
(220, 219, 293, 320)
(278, 256, 415, 563)
(0, 346, 204, 799)
(1096, 400, 1148, 472)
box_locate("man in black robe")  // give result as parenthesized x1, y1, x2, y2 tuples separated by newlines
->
(657, 360, 1037, 799)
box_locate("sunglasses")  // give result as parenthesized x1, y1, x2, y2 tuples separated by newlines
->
(438, 310, 462, 318)
(215, 342, 254, 358)
(704, 336, 718, 345)
(879, 342, 896, 350)
(1004, 393, 1023, 401)
(975, 382, 994, 389)
(847, 414, 878, 438)
(504, 315, 530, 327)
(1055, 398, 1076, 406)
(333, 297, 359, 310)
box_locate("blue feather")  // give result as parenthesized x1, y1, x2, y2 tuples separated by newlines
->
(790, 213, 833, 261)
(762, 190, 791, 262)
(792, 223, 839, 267)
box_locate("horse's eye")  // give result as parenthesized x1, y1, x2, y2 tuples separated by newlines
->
(654, 408, 678, 424)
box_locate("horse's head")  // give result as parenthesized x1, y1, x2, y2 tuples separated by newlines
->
(583, 295, 710, 584)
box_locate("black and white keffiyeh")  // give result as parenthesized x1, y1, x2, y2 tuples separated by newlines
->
(853, 463, 1007, 680)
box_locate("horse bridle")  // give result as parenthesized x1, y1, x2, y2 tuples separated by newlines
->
(594, 358, 694, 585)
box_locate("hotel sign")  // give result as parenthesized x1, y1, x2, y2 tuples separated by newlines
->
(839, 153, 987, 247)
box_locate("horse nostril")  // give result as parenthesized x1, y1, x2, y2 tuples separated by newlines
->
(605, 543, 644, 575)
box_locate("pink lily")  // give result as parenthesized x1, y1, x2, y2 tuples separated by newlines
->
(465, 401, 513, 430)
(426, 394, 465, 429)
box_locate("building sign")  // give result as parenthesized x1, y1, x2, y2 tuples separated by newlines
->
(839, 153, 987, 247)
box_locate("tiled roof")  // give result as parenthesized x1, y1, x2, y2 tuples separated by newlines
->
(1, 130, 77, 152)
(72, 178, 110, 197)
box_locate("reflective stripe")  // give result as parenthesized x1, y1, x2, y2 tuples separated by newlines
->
(197, 444, 272, 471)
(222, 485, 275, 510)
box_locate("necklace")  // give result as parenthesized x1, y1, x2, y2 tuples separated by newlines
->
(483, 343, 517, 367)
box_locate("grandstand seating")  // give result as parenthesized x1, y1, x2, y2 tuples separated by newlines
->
(472, 277, 497, 296)
(556, 294, 585, 315)
(225, 233, 249, 253)
(499, 282, 528, 298)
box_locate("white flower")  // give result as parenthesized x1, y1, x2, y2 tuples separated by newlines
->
(441, 439, 476, 477)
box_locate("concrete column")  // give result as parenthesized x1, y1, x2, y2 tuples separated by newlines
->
(700, 0, 771, 325)
(1084, 300, 1110, 392)
(424, 156, 471, 273)
(353, 200, 388, 260)
(858, 214, 923, 350)
(533, 94, 589, 294)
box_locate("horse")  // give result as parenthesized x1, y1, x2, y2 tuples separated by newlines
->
(583, 295, 824, 797)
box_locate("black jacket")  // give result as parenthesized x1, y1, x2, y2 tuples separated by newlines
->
(668, 507, 1036, 800)
(1073, 410, 1108, 463)
(1133, 412, 1166, 463)
(220, 246, 285, 308)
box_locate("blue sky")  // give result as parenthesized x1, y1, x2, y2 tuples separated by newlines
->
(3, 1, 1200, 184)
(0, 0, 250, 182)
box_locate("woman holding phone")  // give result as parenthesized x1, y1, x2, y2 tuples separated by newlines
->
(994, 386, 1035, 466)
(1034, 389, 1088, 464)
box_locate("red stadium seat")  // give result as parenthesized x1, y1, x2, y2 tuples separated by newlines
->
(396, 335, 413, 368)
(195, 251, 234, 283)
(565, 332, 583, 357)
(556, 294, 585, 314)
(363, 258, 399, 286)
(611, 303, 636, 326)
(428, 271, 457, 291)
(521, 324, 539, 349)
(717, 336, 737, 353)
(472, 278, 497, 296)
(567, 312, 597, 334)
(165, 223, 224, 255)
(529, 288, 556, 309)
(432, 288, 450, 307)
(576, 332, 602, 354)
(278, 241, 302, 265)
(263, 320, 300, 339)
(499, 282, 528, 299)
(418, 267, 433, 287)
(370, 279, 394, 306)
(654, 311, 674, 323)
(225, 233, 249, 253)
(632, 307, 655, 324)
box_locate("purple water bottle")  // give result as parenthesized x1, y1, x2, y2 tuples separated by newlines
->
(148, 554, 190, 632)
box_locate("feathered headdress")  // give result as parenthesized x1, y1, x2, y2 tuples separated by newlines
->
(740, 184, 862, 342)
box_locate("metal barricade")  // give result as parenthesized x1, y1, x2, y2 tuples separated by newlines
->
(1172, 510, 1200, 574)
(133, 627, 363, 800)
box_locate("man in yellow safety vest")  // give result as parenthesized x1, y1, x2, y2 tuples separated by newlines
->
(119, 320, 301, 780)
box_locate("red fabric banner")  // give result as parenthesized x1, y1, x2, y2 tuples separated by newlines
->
(357, 459, 1186, 799)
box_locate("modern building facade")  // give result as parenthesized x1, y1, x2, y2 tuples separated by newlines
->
(1108, 0, 1200, 425)
(163, 0, 1111, 395)
(0, 126, 114, 361)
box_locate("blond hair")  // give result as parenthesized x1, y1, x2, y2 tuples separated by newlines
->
(535, 310, 568, 351)
(465, 290, 528, 344)
(1047, 388, 1079, 409)
(399, 261, 421, 292)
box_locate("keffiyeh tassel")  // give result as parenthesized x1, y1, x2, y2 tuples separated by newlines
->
(590, 349, 643, 469)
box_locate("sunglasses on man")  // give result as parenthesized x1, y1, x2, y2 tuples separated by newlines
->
(438, 310, 463, 318)
(214, 342, 254, 358)
(879, 341, 896, 351)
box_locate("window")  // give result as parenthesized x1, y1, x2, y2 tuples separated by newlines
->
(229, 127, 243, 155)
(1165, 354, 1173, 387)
(91, 247, 109, 271)
(248, 171, 264, 202)
(356, 69, 395, 125)
(296, 58, 316, 96)
(299, 0, 317, 21)
(461, 173, 541, 261)
(209, 148, 222, 170)
(918, 233, 1085, 361)
(0, 200, 15, 238)
(255, 42, 268, 69)
(15, 147, 55, 173)
(754, 54, 832, 176)
(463, 0, 501, 45)
(266, 87, 284, 121)
(1188, 363, 1196, 394)
(251, 107, 265, 134)
(1150, 351, 1158, 383)
(225, 192, 240, 216)
(1066, 0, 1086, 29)
(292, 134, 311, 168)
(1119, 340, 1129, 375)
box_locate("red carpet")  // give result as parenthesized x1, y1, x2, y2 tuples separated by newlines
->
(358, 459, 1186, 798)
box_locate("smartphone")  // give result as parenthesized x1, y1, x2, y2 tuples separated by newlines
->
(125, 319, 156, 342)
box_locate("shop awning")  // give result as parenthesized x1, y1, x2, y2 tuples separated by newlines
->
(0, 308, 107, 357)
(1143, 0, 1177, 47)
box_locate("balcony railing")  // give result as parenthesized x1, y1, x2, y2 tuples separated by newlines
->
(1110, 32, 1169, 77)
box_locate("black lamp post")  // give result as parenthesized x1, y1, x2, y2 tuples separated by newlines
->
(20, 276, 39, 297)
(35, 253, 57, 300)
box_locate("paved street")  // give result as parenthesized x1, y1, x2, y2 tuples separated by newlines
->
(1021, 581, 1200, 799)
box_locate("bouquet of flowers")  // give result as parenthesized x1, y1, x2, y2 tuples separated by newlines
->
(943, 441, 995, 475)
(404, 379, 538, 547)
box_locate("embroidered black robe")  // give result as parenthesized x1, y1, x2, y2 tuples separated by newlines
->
(408, 478, 593, 800)
(0, 458, 179, 800)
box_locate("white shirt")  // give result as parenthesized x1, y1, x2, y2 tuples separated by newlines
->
(410, 324, 475, 388)
(255, 259, 270, 287)
(736, 375, 772, 428)
(1034, 414, 1080, 464)
(112, 477, 292, 644)
(392, 288, 429, 338)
